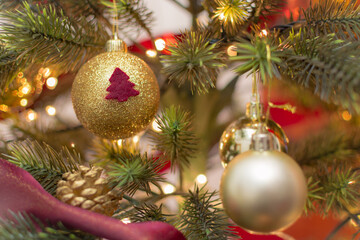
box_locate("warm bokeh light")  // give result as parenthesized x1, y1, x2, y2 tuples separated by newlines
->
(46, 77, 58, 90)
(342, 110, 352, 121)
(117, 139, 123, 146)
(20, 98, 28, 107)
(45, 105, 56, 116)
(227, 45, 237, 56)
(43, 68, 51, 78)
(26, 110, 37, 122)
(163, 184, 175, 194)
(146, 49, 157, 58)
(133, 135, 140, 144)
(20, 85, 31, 95)
(155, 38, 166, 51)
(121, 218, 131, 224)
(70, 142, 76, 148)
(0, 104, 9, 112)
(259, 29, 268, 37)
(152, 119, 161, 132)
(196, 174, 207, 184)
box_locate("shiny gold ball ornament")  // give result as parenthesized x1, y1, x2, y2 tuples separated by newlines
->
(72, 39, 160, 139)
(219, 101, 288, 167)
(220, 127, 307, 234)
(56, 165, 122, 216)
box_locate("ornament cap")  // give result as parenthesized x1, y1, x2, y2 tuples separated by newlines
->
(251, 124, 274, 151)
(106, 39, 127, 53)
(246, 101, 263, 121)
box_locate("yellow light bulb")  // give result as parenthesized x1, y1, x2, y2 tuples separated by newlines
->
(43, 68, 51, 78)
(196, 174, 207, 184)
(342, 110, 352, 121)
(46, 77, 58, 90)
(163, 184, 175, 194)
(152, 120, 161, 132)
(0, 104, 9, 112)
(155, 38, 166, 51)
(20, 99, 28, 107)
(132, 135, 139, 144)
(227, 45, 237, 56)
(26, 110, 37, 122)
(21, 86, 31, 95)
(146, 50, 157, 58)
(46, 105, 56, 116)
(121, 218, 131, 224)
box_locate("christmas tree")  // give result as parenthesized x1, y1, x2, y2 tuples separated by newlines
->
(0, 0, 360, 239)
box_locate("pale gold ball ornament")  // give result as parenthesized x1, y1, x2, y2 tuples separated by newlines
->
(220, 126, 307, 234)
(72, 39, 160, 139)
(219, 101, 288, 167)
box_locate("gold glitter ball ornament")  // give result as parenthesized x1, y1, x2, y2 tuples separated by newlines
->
(72, 39, 160, 139)
(56, 165, 122, 216)
(220, 127, 307, 234)
(219, 101, 288, 167)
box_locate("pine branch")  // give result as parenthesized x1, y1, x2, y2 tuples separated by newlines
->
(248, 0, 285, 23)
(150, 106, 197, 171)
(91, 138, 140, 168)
(161, 29, 226, 94)
(232, 33, 282, 82)
(280, 32, 360, 113)
(101, 0, 154, 37)
(302, 0, 360, 41)
(0, 44, 25, 92)
(107, 152, 166, 196)
(0, 211, 96, 240)
(4, 140, 81, 195)
(0, 1, 106, 89)
(177, 186, 236, 240)
(212, 0, 250, 37)
(304, 177, 324, 215)
(130, 203, 171, 223)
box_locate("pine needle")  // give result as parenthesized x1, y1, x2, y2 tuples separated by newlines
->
(150, 106, 197, 171)
(303, 0, 360, 41)
(177, 185, 236, 240)
(0, 1, 106, 90)
(107, 152, 166, 196)
(0, 211, 96, 240)
(130, 203, 171, 223)
(161, 29, 226, 94)
(5, 140, 81, 195)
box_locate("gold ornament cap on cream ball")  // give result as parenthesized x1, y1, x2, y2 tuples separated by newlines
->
(72, 38, 160, 139)
(220, 125, 307, 234)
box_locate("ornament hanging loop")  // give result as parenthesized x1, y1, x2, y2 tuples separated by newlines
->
(251, 124, 275, 152)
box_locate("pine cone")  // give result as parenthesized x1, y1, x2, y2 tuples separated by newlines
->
(56, 165, 122, 216)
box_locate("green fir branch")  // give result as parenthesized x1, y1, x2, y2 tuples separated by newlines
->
(302, 0, 360, 41)
(130, 203, 171, 223)
(150, 106, 197, 170)
(0, 211, 96, 240)
(232, 34, 282, 82)
(161, 29, 225, 94)
(5, 140, 81, 195)
(101, 0, 153, 37)
(0, 1, 106, 86)
(280, 32, 360, 112)
(107, 152, 166, 196)
(177, 186, 236, 240)
(304, 177, 324, 215)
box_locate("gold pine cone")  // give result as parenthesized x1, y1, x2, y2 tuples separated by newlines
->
(56, 165, 122, 216)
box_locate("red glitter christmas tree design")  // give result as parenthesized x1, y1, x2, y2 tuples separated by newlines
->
(105, 67, 140, 102)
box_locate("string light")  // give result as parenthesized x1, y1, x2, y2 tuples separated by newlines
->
(259, 29, 268, 37)
(45, 105, 56, 116)
(121, 218, 131, 224)
(20, 85, 31, 95)
(117, 139, 123, 146)
(43, 68, 51, 78)
(132, 135, 139, 144)
(70, 142, 76, 148)
(146, 50, 157, 58)
(26, 110, 37, 122)
(20, 99, 28, 107)
(163, 184, 175, 194)
(227, 45, 237, 56)
(196, 174, 207, 184)
(342, 111, 352, 121)
(155, 38, 166, 51)
(0, 104, 9, 112)
(152, 119, 161, 132)
(46, 77, 58, 90)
